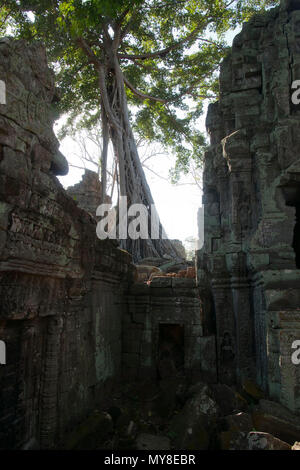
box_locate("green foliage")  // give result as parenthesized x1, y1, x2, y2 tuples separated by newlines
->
(2, 0, 279, 179)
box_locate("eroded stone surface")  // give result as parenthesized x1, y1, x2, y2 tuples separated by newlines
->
(252, 399, 300, 444)
(1, 0, 300, 451)
(292, 441, 300, 450)
(220, 412, 253, 450)
(66, 169, 111, 216)
(198, 0, 300, 414)
(248, 431, 291, 450)
(124, 279, 203, 382)
(136, 433, 170, 450)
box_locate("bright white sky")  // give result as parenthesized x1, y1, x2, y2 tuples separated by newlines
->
(56, 28, 241, 247)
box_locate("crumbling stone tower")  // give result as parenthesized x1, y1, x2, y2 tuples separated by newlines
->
(198, 0, 300, 412)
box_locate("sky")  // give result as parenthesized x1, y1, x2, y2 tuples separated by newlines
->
(56, 28, 241, 248)
(57, 117, 205, 245)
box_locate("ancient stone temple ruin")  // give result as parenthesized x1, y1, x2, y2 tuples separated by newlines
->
(0, 0, 300, 451)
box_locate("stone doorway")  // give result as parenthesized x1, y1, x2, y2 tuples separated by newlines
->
(157, 324, 184, 378)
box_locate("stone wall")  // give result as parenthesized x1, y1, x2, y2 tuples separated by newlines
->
(123, 277, 207, 382)
(197, 206, 204, 249)
(0, 39, 133, 449)
(2, 0, 300, 449)
(198, 0, 300, 413)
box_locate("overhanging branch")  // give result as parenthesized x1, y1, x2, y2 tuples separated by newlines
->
(123, 75, 167, 103)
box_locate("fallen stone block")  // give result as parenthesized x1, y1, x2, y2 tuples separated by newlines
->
(136, 433, 170, 450)
(169, 382, 219, 450)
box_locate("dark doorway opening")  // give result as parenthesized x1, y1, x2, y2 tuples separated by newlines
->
(157, 324, 184, 378)
(293, 203, 300, 268)
(287, 0, 300, 12)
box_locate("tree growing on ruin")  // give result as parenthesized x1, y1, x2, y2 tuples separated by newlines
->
(1, 0, 278, 260)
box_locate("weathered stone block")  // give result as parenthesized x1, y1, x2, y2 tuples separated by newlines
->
(199, 336, 217, 383)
